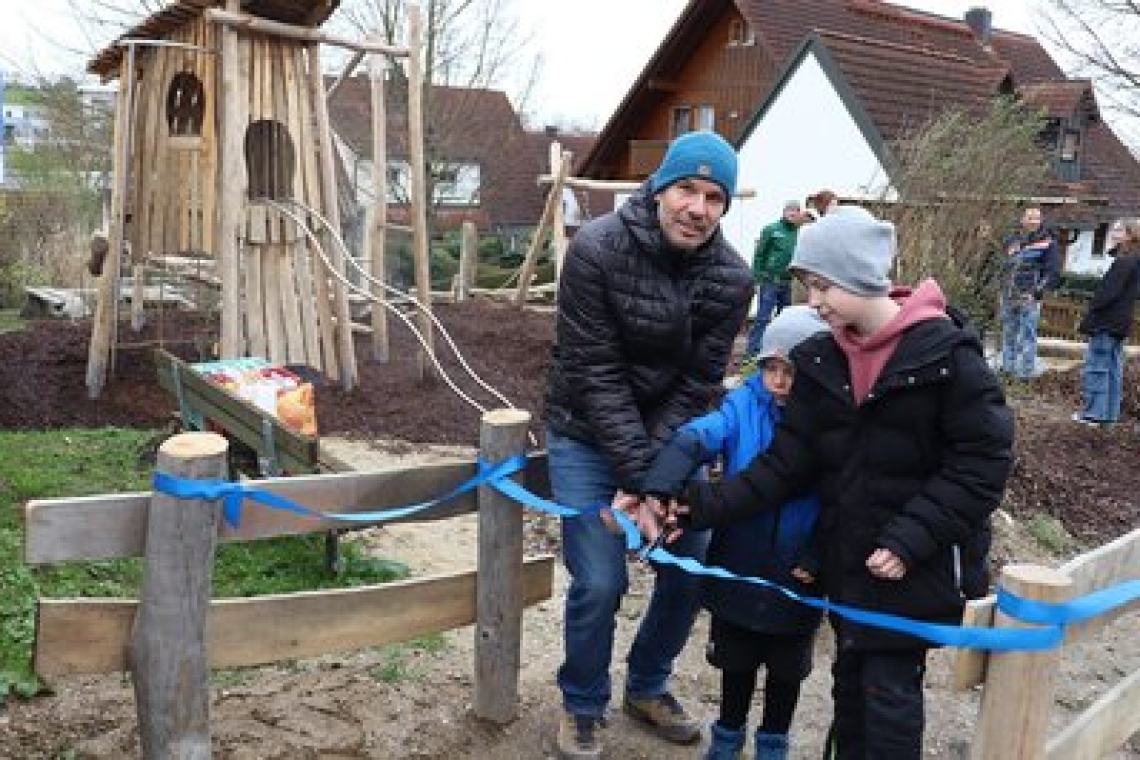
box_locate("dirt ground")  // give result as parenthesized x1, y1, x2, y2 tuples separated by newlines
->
(0, 301, 1137, 758)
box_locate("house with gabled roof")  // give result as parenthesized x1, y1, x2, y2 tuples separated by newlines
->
(326, 75, 594, 250)
(581, 0, 1140, 275)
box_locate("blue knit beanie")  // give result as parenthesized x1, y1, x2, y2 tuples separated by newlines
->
(650, 130, 738, 205)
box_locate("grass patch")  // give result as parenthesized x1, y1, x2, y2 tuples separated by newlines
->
(1026, 513, 1077, 555)
(0, 309, 23, 333)
(0, 428, 410, 703)
(368, 633, 449, 684)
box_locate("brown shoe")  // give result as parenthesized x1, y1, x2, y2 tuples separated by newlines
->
(556, 710, 603, 760)
(622, 692, 701, 744)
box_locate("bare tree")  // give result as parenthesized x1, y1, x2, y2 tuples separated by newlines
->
(0, 77, 112, 301)
(335, 0, 539, 100)
(1039, 0, 1140, 124)
(874, 99, 1052, 337)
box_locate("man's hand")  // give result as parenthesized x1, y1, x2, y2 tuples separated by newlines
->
(600, 489, 640, 535)
(866, 548, 907, 580)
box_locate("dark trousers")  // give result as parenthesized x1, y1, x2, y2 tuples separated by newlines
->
(825, 646, 927, 759)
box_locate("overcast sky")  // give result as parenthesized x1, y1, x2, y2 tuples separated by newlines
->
(0, 0, 1037, 128)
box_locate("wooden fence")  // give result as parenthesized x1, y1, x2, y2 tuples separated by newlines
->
(954, 527, 1140, 759)
(1039, 296, 1140, 346)
(23, 410, 552, 758)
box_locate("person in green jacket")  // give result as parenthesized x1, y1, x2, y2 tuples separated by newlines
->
(745, 201, 804, 356)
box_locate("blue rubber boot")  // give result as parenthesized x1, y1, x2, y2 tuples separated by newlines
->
(755, 731, 790, 760)
(703, 721, 746, 760)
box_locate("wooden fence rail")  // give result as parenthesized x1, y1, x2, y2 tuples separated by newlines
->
(24, 411, 552, 758)
(954, 527, 1140, 759)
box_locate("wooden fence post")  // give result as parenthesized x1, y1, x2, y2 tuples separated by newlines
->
(131, 432, 228, 759)
(970, 564, 1073, 760)
(457, 220, 478, 303)
(474, 408, 532, 722)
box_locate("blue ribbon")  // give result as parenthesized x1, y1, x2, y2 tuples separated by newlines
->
(996, 581, 1140, 626)
(151, 457, 1139, 652)
(153, 455, 527, 528)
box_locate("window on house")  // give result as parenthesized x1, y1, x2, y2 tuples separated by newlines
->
(728, 19, 755, 46)
(1036, 118, 1060, 151)
(671, 107, 691, 138)
(1061, 129, 1081, 162)
(696, 106, 715, 131)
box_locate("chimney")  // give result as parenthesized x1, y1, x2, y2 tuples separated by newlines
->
(544, 125, 559, 136)
(964, 6, 993, 46)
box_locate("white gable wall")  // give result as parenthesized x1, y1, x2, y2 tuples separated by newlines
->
(720, 50, 891, 263)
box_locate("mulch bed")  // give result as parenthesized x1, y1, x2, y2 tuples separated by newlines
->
(0, 299, 1136, 546)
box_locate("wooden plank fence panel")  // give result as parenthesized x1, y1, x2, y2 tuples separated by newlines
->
(25, 453, 550, 565)
(1045, 668, 1140, 760)
(35, 555, 554, 677)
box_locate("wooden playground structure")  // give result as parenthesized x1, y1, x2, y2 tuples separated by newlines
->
(84, 0, 435, 397)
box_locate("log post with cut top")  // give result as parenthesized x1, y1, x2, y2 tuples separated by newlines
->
(130, 432, 228, 759)
(970, 564, 1073, 760)
(474, 409, 532, 722)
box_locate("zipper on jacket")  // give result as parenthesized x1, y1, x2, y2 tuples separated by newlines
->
(952, 544, 964, 598)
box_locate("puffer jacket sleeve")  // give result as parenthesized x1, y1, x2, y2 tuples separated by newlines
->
(647, 277, 752, 449)
(876, 343, 1013, 568)
(683, 370, 820, 528)
(556, 235, 655, 490)
(642, 386, 744, 497)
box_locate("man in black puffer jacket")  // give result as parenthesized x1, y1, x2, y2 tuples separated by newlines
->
(545, 130, 753, 760)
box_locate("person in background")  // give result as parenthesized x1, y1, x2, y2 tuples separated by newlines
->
(644, 205, 1013, 759)
(745, 201, 804, 358)
(1074, 217, 1140, 426)
(645, 305, 828, 760)
(544, 130, 754, 760)
(807, 189, 839, 218)
(1000, 206, 1061, 379)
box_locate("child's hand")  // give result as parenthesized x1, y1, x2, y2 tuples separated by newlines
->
(791, 566, 815, 584)
(866, 548, 907, 580)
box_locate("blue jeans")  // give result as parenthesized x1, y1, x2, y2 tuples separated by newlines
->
(1000, 296, 1041, 379)
(547, 430, 709, 718)
(1081, 332, 1125, 422)
(745, 281, 792, 356)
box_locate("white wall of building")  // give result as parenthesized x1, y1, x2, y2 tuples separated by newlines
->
(1063, 226, 1110, 277)
(720, 50, 890, 263)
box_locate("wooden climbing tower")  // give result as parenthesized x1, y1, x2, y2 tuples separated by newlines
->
(84, 0, 430, 397)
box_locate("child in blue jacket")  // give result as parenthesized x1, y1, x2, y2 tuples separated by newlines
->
(646, 305, 828, 760)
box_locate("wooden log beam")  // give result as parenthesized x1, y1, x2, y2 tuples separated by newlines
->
(35, 556, 553, 677)
(24, 453, 551, 565)
(369, 32, 390, 362)
(474, 409, 531, 723)
(952, 527, 1140, 691)
(1045, 667, 1140, 760)
(204, 8, 409, 57)
(405, 4, 436, 378)
(515, 152, 570, 306)
(131, 432, 227, 759)
(538, 173, 757, 199)
(970, 564, 1073, 760)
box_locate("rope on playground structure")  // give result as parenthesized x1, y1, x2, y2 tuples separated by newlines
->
(251, 198, 522, 422)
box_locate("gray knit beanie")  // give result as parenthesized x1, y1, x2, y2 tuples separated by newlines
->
(758, 304, 829, 361)
(789, 205, 896, 295)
